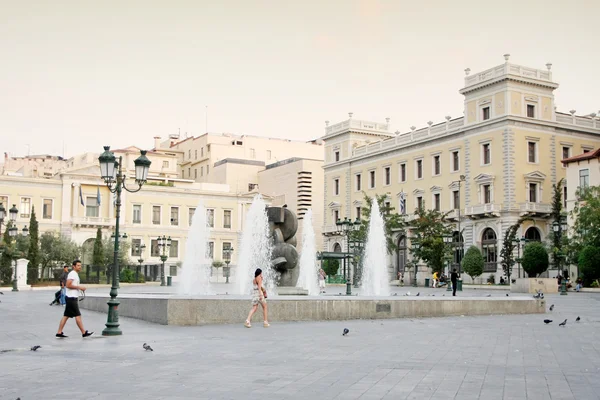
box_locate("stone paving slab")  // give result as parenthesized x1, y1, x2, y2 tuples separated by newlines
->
(0, 287, 599, 400)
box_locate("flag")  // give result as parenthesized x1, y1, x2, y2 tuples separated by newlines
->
(79, 186, 85, 206)
(97, 186, 101, 206)
(399, 191, 405, 214)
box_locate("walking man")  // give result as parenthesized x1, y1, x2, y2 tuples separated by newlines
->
(59, 265, 69, 306)
(451, 268, 458, 297)
(56, 260, 93, 338)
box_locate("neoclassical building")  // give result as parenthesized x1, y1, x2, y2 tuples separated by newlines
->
(322, 55, 600, 284)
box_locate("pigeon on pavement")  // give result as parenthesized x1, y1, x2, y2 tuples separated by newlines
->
(342, 328, 349, 336)
(416, 292, 420, 297)
(143, 343, 153, 351)
(0, 291, 4, 295)
(559, 319, 567, 327)
(506, 294, 509, 297)
(576, 316, 580, 322)
(486, 295, 491, 297)
(543, 319, 552, 324)
(30, 345, 41, 351)
(549, 304, 554, 311)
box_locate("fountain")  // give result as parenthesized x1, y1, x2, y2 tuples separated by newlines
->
(360, 201, 390, 296)
(296, 209, 319, 296)
(235, 195, 275, 295)
(178, 201, 212, 295)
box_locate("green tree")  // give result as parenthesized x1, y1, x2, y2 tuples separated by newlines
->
(27, 206, 40, 284)
(568, 186, 600, 271)
(0, 223, 15, 284)
(548, 178, 568, 270)
(410, 203, 452, 274)
(354, 193, 405, 254)
(92, 228, 104, 268)
(578, 246, 600, 285)
(521, 242, 549, 277)
(39, 232, 81, 279)
(499, 216, 532, 281)
(462, 245, 484, 283)
(322, 259, 340, 277)
(102, 235, 131, 283)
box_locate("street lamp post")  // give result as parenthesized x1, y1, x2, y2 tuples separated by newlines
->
(336, 217, 360, 295)
(136, 243, 146, 283)
(98, 146, 151, 336)
(452, 175, 466, 277)
(223, 246, 234, 283)
(411, 239, 421, 287)
(8, 221, 28, 292)
(553, 218, 569, 295)
(157, 235, 171, 286)
(351, 238, 364, 288)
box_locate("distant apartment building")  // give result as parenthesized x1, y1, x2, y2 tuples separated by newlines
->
(322, 55, 600, 285)
(1, 153, 68, 178)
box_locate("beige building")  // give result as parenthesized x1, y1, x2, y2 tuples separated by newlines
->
(0, 146, 264, 283)
(258, 157, 325, 250)
(1, 153, 68, 178)
(322, 55, 600, 284)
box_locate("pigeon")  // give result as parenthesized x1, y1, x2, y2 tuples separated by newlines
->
(143, 343, 153, 351)
(486, 295, 491, 297)
(342, 328, 349, 336)
(416, 292, 420, 297)
(576, 316, 580, 322)
(392, 293, 398, 296)
(30, 345, 41, 351)
(506, 294, 509, 297)
(0, 291, 4, 294)
(549, 304, 554, 311)
(559, 319, 567, 327)
(543, 319, 552, 324)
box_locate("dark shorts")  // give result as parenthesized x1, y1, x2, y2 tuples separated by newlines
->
(64, 297, 81, 318)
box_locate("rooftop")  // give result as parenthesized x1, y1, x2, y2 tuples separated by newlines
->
(562, 148, 600, 164)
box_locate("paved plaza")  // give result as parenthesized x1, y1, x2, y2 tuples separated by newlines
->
(1, 285, 599, 400)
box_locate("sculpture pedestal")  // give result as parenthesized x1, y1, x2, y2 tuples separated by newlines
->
(12, 259, 31, 291)
(277, 286, 309, 296)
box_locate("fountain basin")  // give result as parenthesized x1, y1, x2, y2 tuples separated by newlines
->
(80, 294, 545, 326)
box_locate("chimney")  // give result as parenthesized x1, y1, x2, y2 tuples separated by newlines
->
(154, 136, 162, 150)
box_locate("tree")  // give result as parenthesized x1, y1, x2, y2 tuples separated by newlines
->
(521, 242, 549, 278)
(92, 228, 104, 268)
(548, 178, 568, 270)
(578, 246, 600, 285)
(27, 206, 40, 284)
(39, 232, 81, 279)
(102, 235, 131, 283)
(462, 246, 484, 283)
(499, 216, 532, 281)
(354, 193, 405, 254)
(322, 259, 340, 277)
(410, 203, 452, 274)
(0, 223, 15, 284)
(568, 186, 600, 272)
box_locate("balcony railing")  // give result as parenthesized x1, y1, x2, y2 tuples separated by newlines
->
(483, 262, 497, 273)
(519, 202, 552, 214)
(464, 203, 500, 217)
(72, 216, 114, 227)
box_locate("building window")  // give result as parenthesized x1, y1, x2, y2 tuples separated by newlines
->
(563, 186, 567, 208)
(384, 201, 391, 215)
(452, 151, 460, 172)
(152, 206, 161, 225)
(206, 209, 215, 227)
(527, 104, 535, 118)
(384, 167, 391, 185)
(201, 147, 204, 157)
(482, 143, 491, 165)
(250, 148, 256, 159)
(162, 161, 169, 168)
(170, 207, 179, 226)
(482, 107, 490, 121)
(334, 151, 340, 162)
(453, 190, 460, 209)
(195, 150, 198, 160)
(131, 238, 142, 257)
(434, 194, 440, 211)
(0, 196, 7, 212)
(170, 240, 179, 258)
(267, 150, 272, 160)
(579, 169, 589, 189)
(150, 239, 160, 257)
(133, 205, 142, 224)
(416, 159, 423, 179)
(207, 242, 214, 259)
(583, 148, 592, 154)
(417, 196, 423, 210)
(333, 210, 339, 224)
(529, 183, 538, 203)
(481, 228, 497, 272)
(188, 168, 191, 177)
(400, 163, 406, 182)
(369, 170, 375, 189)
(222, 242, 232, 260)
(195, 169, 198, 179)
(207, 165, 209, 174)
(356, 206, 361, 219)
(43, 199, 53, 219)
(483, 185, 492, 204)
(188, 150, 191, 159)
(562, 146, 571, 161)
(334, 178, 340, 196)
(356, 174, 362, 191)
(223, 210, 232, 229)
(170, 265, 178, 276)
(528, 142, 537, 163)
(85, 197, 98, 218)
(433, 155, 440, 176)
(201, 166, 204, 176)
(19, 198, 32, 218)
(189, 208, 196, 226)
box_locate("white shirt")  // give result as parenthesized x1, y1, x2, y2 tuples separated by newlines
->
(65, 270, 80, 298)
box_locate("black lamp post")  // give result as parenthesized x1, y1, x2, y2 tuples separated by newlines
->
(136, 243, 146, 283)
(98, 146, 151, 336)
(553, 218, 569, 295)
(512, 236, 527, 279)
(8, 221, 28, 292)
(223, 246, 234, 283)
(411, 239, 421, 287)
(336, 217, 360, 295)
(157, 235, 171, 286)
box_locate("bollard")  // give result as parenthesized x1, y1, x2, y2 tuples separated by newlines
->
(167, 276, 172, 286)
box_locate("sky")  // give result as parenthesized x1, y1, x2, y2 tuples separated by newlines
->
(1, 0, 599, 159)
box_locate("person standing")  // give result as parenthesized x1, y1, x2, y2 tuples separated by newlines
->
(56, 260, 93, 338)
(244, 268, 269, 328)
(451, 268, 458, 297)
(432, 271, 439, 288)
(59, 265, 69, 306)
(318, 268, 327, 294)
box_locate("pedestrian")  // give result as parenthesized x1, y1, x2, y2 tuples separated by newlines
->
(56, 260, 93, 338)
(59, 265, 69, 306)
(451, 268, 458, 297)
(318, 268, 327, 294)
(244, 268, 269, 328)
(432, 271, 439, 288)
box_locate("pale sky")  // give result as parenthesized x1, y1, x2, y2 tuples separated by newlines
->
(1, 0, 599, 159)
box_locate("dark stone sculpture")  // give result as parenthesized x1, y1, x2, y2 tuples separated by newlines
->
(267, 206, 299, 287)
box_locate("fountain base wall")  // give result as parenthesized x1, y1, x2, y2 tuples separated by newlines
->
(81, 295, 545, 326)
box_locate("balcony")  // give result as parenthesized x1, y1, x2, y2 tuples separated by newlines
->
(483, 262, 497, 273)
(465, 203, 500, 219)
(72, 216, 115, 228)
(519, 202, 552, 216)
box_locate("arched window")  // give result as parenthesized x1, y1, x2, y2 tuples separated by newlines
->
(481, 228, 497, 272)
(333, 242, 343, 275)
(397, 236, 407, 274)
(333, 243, 342, 253)
(524, 227, 541, 242)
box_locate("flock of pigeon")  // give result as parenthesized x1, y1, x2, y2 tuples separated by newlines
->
(543, 303, 580, 327)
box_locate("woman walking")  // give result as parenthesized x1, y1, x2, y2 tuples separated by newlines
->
(244, 268, 269, 328)
(318, 268, 327, 294)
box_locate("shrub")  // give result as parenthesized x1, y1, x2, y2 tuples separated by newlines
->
(487, 274, 495, 284)
(322, 259, 340, 277)
(578, 246, 600, 286)
(521, 242, 549, 278)
(590, 280, 599, 288)
(462, 246, 484, 284)
(120, 268, 135, 283)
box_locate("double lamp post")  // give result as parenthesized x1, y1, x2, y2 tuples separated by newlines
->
(0, 203, 29, 291)
(336, 217, 361, 295)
